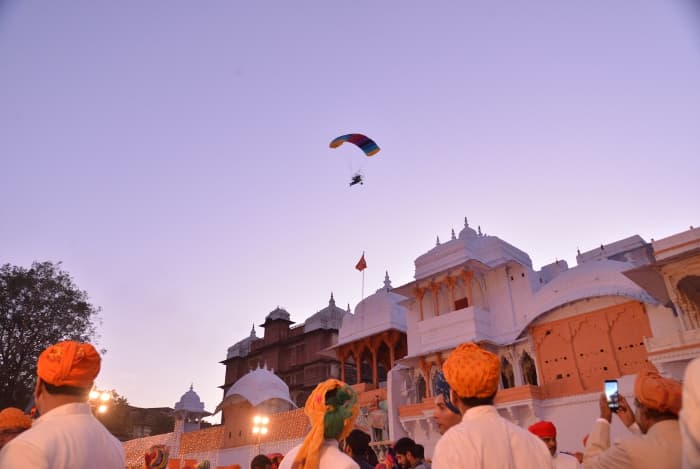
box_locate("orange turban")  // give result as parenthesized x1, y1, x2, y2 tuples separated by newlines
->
(291, 379, 358, 469)
(634, 370, 682, 415)
(528, 421, 556, 439)
(443, 342, 500, 399)
(37, 341, 101, 388)
(0, 407, 32, 431)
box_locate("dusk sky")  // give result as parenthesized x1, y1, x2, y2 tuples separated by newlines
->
(2, 1, 699, 418)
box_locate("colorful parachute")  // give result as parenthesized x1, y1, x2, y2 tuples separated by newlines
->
(329, 134, 380, 157)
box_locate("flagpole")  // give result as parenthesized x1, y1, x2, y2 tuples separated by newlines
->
(361, 269, 365, 300)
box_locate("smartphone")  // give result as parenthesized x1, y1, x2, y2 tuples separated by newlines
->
(604, 379, 619, 412)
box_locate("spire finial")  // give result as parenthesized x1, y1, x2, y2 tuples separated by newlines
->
(190, 383, 193, 391)
(347, 303, 351, 313)
(478, 225, 482, 236)
(577, 248, 581, 256)
(250, 324, 256, 337)
(329, 292, 335, 307)
(436, 236, 440, 246)
(464, 217, 469, 227)
(384, 271, 392, 290)
(451, 228, 456, 240)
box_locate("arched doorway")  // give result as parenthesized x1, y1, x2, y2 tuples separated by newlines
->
(521, 352, 538, 386)
(501, 357, 515, 389)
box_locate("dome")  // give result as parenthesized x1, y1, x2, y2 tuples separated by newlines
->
(226, 325, 258, 359)
(337, 272, 407, 346)
(266, 307, 291, 322)
(528, 258, 658, 323)
(415, 219, 532, 279)
(220, 364, 295, 409)
(304, 293, 347, 332)
(174, 385, 207, 414)
(458, 217, 478, 239)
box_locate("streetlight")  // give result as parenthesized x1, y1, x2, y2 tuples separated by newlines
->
(88, 388, 111, 414)
(252, 415, 270, 454)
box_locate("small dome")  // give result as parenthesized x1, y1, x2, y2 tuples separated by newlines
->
(458, 217, 478, 239)
(219, 364, 295, 409)
(266, 307, 291, 322)
(337, 273, 407, 346)
(174, 385, 206, 413)
(304, 293, 347, 332)
(226, 325, 258, 359)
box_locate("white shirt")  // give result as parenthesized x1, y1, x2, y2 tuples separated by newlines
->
(553, 451, 580, 469)
(279, 439, 359, 469)
(681, 357, 700, 469)
(0, 402, 125, 469)
(432, 405, 554, 469)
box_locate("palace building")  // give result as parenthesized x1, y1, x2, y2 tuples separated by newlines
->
(123, 221, 700, 469)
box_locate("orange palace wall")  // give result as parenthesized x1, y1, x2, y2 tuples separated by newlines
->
(531, 300, 652, 398)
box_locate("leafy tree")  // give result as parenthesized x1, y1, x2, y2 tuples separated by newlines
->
(95, 391, 133, 440)
(0, 261, 101, 409)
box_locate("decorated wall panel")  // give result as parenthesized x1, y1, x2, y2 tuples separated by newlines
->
(532, 300, 651, 398)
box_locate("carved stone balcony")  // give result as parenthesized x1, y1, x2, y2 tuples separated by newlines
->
(408, 306, 493, 357)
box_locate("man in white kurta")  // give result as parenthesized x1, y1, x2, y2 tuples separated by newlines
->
(583, 369, 682, 469)
(431, 343, 554, 469)
(680, 357, 700, 469)
(278, 378, 360, 469)
(279, 439, 359, 469)
(433, 405, 554, 469)
(0, 341, 125, 468)
(528, 420, 579, 469)
(0, 401, 125, 468)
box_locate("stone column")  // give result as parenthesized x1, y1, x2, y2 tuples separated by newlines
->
(429, 282, 440, 317)
(445, 276, 456, 311)
(413, 287, 426, 321)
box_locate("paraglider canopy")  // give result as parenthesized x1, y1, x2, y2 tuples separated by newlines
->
(329, 134, 380, 157)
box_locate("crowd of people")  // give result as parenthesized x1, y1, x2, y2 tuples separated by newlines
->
(0, 339, 697, 468)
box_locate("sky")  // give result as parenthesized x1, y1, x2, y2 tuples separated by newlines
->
(1, 1, 699, 419)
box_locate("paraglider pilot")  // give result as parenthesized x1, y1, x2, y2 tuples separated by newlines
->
(350, 174, 363, 186)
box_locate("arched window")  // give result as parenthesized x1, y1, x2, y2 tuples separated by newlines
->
(678, 275, 700, 327)
(501, 357, 515, 389)
(521, 352, 538, 386)
(416, 373, 427, 402)
(377, 342, 390, 384)
(345, 355, 357, 385)
(361, 348, 373, 384)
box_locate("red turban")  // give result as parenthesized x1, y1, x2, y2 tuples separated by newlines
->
(634, 370, 682, 415)
(37, 341, 101, 388)
(528, 421, 556, 439)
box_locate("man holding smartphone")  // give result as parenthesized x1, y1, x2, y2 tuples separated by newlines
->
(582, 368, 682, 468)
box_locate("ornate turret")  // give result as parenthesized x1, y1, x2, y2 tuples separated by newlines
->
(173, 385, 211, 434)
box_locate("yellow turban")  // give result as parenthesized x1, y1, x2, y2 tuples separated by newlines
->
(0, 407, 32, 432)
(634, 370, 682, 415)
(443, 342, 500, 399)
(291, 379, 358, 469)
(37, 341, 101, 388)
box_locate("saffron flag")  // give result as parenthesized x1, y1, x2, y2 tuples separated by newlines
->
(355, 253, 367, 272)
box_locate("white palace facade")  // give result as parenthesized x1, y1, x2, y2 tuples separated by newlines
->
(123, 220, 700, 468)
